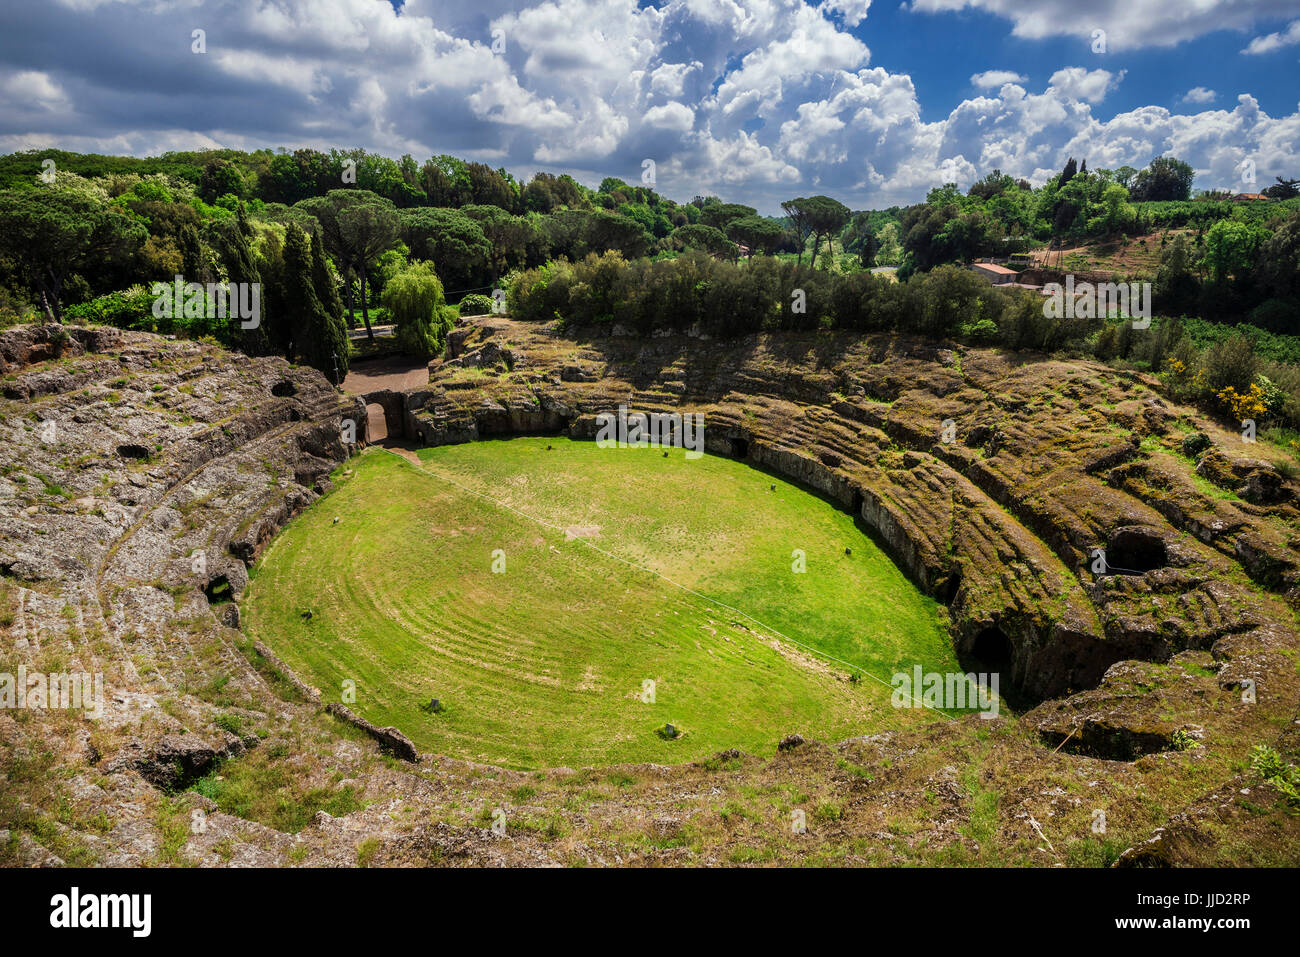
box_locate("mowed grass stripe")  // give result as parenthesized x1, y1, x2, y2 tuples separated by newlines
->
(246, 443, 951, 769)
(416, 438, 957, 682)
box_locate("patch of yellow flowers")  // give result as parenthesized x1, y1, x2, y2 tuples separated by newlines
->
(1215, 382, 1268, 420)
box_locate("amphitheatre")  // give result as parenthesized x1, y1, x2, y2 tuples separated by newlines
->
(1, 314, 1297, 867)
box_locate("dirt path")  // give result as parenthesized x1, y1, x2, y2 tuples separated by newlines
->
(343, 355, 430, 394)
(365, 402, 388, 441)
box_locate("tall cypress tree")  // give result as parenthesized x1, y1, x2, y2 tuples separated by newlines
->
(259, 229, 290, 360)
(308, 231, 350, 382)
(1057, 157, 1078, 189)
(280, 224, 349, 381)
(281, 223, 320, 361)
(178, 223, 206, 283)
(213, 215, 268, 354)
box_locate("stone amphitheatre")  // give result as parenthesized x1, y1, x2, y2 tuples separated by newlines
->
(1, 317, 1298, 867)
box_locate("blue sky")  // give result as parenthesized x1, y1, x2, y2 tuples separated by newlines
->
(861, 3, 1298, 121)
(0, 0, 1297, 212)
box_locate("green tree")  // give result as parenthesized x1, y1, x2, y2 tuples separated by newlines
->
(211, 208, 266, 353)
(726, 215, 784, 258)
(421, 155, 472, 207)
(1155, 234, 1200, 315)
(1131, 156, 1195, 202)
(875, 222, 902, 265)
(1114, 166, 1139, 190)
(858, 229, 879, 268)
(309, 231, 350, 382)
(521, 172, 588, 213)
(399, 207, 493, 292)
(1254, 210, 1300, 302)
(462, 204, 533, 279)
(382, 261, 452, 359)
(279, 223, 325, 361)
(799, 196, 851, 269)
(1056, 157, 1079, 189)
(466, 163, 518, 211)
(780, 198, 814, 266)
(337, 197, 401, 339)
(265, 149, 339, 204)
(0, 189, 146, 321)
(701, 202, 757, 234)
(1263, 176, 1300, 200)
(584, 209, 652, 259)
(670, 223, 736, 259)
(177, 222, 208, 283)
(1098, 183, 1135, 234)
(199, 159, 247, 203)
(1203, 219, 1267, 284)
(296, 189, 396, 331)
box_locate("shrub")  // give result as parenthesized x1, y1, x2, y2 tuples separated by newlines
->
(0, 287, 38, 328)
(64, 285, 158, 331)
(712, 257, 783, 335)
(1250, 745, 1300, 808)
(508, 260, 572, 323)
(912, 265, 995, 339)
(1181, 432, 1212, 458)
(1255, 374, 1287, 415)
(1203, 333, 1258, 394)
(566, 251, 627, 324)
(1093, 324, 1120, 360)
(458, 293, 494, 316)
(1215, 382, 1267, 421)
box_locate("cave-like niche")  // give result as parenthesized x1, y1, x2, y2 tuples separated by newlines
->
(939, 569, 962, 604)
(204, 574, 233, 605)
(969, 625, 1014, 677)
(1106, 527, 1168, 575)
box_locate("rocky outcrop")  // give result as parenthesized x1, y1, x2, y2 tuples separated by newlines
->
(0, 323, 365, 780)
(109, 731, 253, 790)
(325, 703, 419, 762)
(0, 323, 122, 374)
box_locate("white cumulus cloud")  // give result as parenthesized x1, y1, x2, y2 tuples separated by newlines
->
(971, 70, 1027, 89)
(1048, 67, 1125, 104)
(909, 0, 1300, 50)
(1242, 19, 1300, 54)
(643, 101, 695, 131)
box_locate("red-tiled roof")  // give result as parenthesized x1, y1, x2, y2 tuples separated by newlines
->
(971, 262, 1019, 276)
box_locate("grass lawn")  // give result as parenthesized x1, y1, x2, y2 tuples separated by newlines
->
(245, 438, 962, 769)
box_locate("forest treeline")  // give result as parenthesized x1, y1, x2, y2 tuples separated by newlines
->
(0, 146, 1297, 446)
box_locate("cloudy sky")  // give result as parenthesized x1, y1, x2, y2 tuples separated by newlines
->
(1, 0, 1298, 212)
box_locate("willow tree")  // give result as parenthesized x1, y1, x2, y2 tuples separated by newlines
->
(381, 260, 452, 360)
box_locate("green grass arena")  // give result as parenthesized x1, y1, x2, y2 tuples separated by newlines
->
(244, 437, 965, 769)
